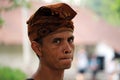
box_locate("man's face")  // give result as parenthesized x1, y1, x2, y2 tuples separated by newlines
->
(40, 30, 74, 70)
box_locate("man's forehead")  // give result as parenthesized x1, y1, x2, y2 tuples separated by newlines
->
(49, 27, 73, 35)
(41, 27, 73, 40)
(49, 31, 73, 38)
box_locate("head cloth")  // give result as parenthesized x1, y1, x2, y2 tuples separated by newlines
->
(27, 3, 77, 42)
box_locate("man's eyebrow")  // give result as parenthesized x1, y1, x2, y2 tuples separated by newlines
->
(52, 37, 63, 41)
(53, 37, 63, 40)
(52, 35, 74, 40)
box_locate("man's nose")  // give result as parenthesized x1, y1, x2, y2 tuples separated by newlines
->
(63, 42, 72, 54)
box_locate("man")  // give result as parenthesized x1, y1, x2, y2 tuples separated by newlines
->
(26, 3, 77, 80)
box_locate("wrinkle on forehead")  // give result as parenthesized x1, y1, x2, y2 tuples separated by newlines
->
(47, 27, 73, 36)
(43, 30, 73, 41)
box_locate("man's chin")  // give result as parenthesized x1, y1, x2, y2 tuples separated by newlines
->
(55, 65, 71, 70)
(65, 65, 71, 69)
(63, 64, 71, 69)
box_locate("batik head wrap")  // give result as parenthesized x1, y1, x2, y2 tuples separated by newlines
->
(27, 3, 77, 42)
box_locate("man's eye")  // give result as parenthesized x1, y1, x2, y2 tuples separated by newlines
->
(68, 38, 74, 43)
(53, 39, 61, 44)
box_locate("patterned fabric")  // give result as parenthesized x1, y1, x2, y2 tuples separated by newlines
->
(27, 3, 77, 42)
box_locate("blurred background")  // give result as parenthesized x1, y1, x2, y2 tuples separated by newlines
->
(0, 0, 120, 80)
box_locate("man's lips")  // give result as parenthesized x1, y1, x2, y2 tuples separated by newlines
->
(59, 58, 72, 66)
(59, 57, 73, 61)
(59, 54, 73, 62)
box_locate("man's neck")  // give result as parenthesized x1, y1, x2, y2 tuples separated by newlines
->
(32, 64, 64, 80)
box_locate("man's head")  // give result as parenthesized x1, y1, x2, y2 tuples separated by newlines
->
(27, 3, 77, 70)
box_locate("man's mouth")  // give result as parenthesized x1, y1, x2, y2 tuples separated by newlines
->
(60, 57, 72, 62)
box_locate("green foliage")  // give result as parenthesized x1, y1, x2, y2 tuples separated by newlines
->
(87, 0, 120, 26)
(0, 0, 31, 11)
(0, 17, 4, 27)
(101, 0, 120, 26)
(0, 0, 31, 27)
(11, 0, 32, 9)
(0, 66, 27, 80)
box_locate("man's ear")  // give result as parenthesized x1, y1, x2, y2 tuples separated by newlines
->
(31, 41, 42, 57)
